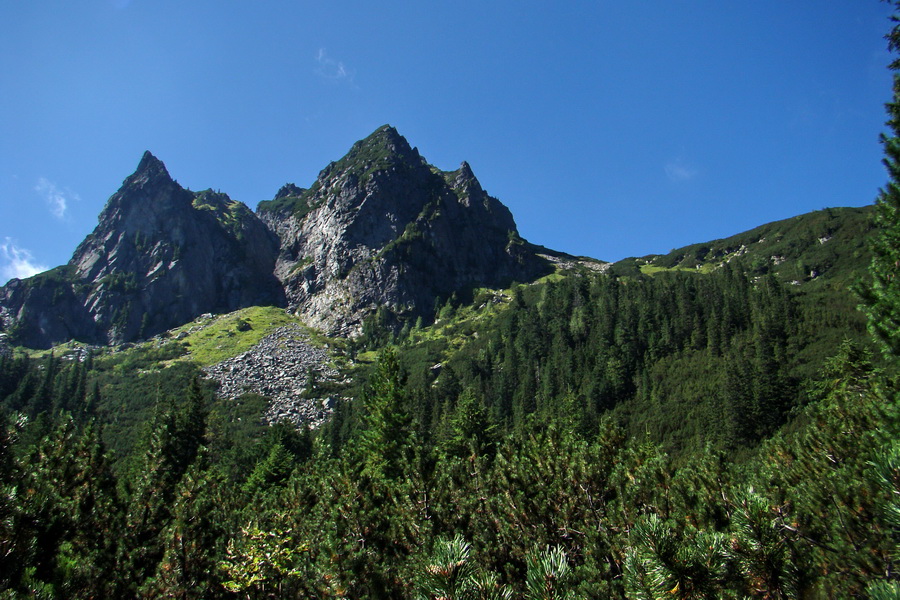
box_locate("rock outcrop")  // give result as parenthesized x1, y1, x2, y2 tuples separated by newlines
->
(0, 126, 552, 348)
(0, 152, 284, 348)
(258, 125, 550, 335)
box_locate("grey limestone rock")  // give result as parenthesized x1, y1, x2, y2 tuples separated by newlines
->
(258, 125, 550, 336)
(0, 152, 285, 348)
(0, 126, 552, 348)
(203, 324, 340, 428)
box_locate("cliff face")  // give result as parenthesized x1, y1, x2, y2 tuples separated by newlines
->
(0, 152, 284, 348)
(257, 125, 549, 335)
(0, 126, 551, 348)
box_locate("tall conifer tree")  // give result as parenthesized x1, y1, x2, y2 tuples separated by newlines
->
(858, 4, 900, 358)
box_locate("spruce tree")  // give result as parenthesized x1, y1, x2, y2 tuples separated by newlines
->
(357, 347, 413, 481)
(857, 3, 900, 358)
(857, 5, 900, 596)
(147, 459, 228, 600)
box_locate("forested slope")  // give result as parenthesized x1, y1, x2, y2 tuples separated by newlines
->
(2, 15, 900, 600)
(0, 194, 893, 599)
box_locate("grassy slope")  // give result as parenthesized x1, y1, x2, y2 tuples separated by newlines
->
(615, 205, 873, 285)
(168, 306, 309, 367)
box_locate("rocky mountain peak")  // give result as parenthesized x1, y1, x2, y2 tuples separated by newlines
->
(323, 125, 424, 180)
(451, 161, 484, 197)
(261, 125, 550, 335)
(274, 183, 305, 200)
(358, 124, 419, 161)
(127, 150, 174, 189)
(0, 152, 284, 348)
(0, 127, 552, 347)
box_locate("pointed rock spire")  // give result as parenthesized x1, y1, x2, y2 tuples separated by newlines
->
(126, 151, 174, 189)
(452, 160, 483, 195)
(136, 150, 165, 173)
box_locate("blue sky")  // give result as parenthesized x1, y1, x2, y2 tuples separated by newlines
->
(0, 1, 895, 283)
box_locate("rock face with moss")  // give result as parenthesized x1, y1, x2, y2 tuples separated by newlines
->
(257, 125, 549, 335)
(0, 152, 284, 348)
(0, 127, 550, 347)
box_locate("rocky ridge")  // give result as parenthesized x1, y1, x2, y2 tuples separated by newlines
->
(0, 152, 284, 348)
(203, 324, 341, 428)
(257, 125, 551, 335)
(0, 127, 554, 349)
(536, 253, 610, 273)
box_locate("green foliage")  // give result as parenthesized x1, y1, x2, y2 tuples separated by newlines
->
(191, 188, 253, 241)
(747, 341, 895, 596)
(870, 443, 900, 541)
(256, 189, 320, 219)
(419, 535, 480, 600)
(869, 581, 900, 600)
(728, 487, 799, 599)
(624, 514, 729, 600)
(2, 418, 124, 598)
(864, 429, 900, 597)
(120, 381, 210, 592)
(145, 460, 230, 599)
(439, 388, 499, 461)
(243, 441, 294, 495)
(6, 21, 900, 594)
(220, 524, 310, 598)
(525, 546, 577, 600)
(83, 342, 201, 459)
(857, 6, 900, 358)
(357, 347, 414, 481)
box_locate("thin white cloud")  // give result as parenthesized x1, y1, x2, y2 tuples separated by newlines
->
(35, 177, 78, 219)
(664, 160, 698, 183)
(315, 48, 356, 85)
(0, 239, 48, 283)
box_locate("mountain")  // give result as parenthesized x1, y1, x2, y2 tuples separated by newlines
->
(610, 204, 874, 288)
(0, 135, 885, 600)
(257, 125, 551, 335)
(0, 126, 553, 348)
(0, 152, 284, 348)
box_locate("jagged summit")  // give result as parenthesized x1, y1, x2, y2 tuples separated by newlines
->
(256, 125, 550, 335)
(351, 124, 420, 162)
(450, 161, 484, 198)
(319, 124, 424, 185)
(0, 127, 552, 347)
(274, 183, 305, 200)
(0, 152, 284, 348)
(79, 154, 191, 271)
(133, 150, 171, 181)
(112, 151, 177, 199)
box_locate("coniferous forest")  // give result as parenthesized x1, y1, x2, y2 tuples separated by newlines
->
(5, 8, 900, 600)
